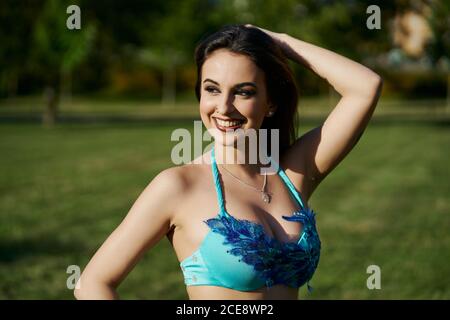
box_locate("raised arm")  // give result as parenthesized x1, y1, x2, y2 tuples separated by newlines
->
(248, 25, 383, 197)
(74, 167, 185, 299)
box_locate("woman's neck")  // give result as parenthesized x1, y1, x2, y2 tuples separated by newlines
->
(213, 143, 275, 179)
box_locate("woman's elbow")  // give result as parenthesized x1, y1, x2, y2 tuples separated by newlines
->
(73, 286, 85, 300)
(73, 277, 119, 300)
(369, 73, 383, 95)
(73, 280, 90, 300)
(358, 72, 383, 101)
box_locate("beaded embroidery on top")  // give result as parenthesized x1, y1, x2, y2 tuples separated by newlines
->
(204, 204, 321, 291)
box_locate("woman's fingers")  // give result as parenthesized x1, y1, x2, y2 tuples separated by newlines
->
(244, 24, 290, 59)
(246, 24, 276, 38)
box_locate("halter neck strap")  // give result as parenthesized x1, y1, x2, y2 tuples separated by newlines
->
(210, 145, 306, 216)
(211, 146, 229, 217)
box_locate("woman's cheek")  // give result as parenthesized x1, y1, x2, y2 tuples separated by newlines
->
(241, 100, 262, 118)
(200, 95, 215, 110)
(199, 99, 215, 127)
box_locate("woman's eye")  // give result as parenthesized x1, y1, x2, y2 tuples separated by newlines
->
(236, 90, 255, 97)
(204, 87, 255, 97)
(205, 87, 219, 94)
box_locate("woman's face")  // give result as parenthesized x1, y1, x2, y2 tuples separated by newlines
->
(199, 48, 273, 147)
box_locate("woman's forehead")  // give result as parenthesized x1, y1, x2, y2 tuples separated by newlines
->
(202, 49, 264, 85)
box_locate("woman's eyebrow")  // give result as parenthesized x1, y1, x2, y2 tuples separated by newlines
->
(203, 78, 257, 89)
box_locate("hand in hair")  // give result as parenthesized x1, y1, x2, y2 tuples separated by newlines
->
(244, 24, 292, 59)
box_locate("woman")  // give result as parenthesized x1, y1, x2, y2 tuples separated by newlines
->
(74, 24, 382, 300)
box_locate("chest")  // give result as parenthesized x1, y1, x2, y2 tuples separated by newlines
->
(172, 168, 308, 251)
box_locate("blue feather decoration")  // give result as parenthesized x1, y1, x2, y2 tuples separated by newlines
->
(204, 206, 321, 290)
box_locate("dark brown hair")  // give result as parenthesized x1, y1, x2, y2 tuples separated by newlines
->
(194, 24, 299, 156)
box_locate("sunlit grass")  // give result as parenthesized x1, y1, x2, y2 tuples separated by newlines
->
(0, 103, 448, 299)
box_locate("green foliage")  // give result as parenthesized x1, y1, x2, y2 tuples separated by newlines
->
(0, 1, 43, 94)
(60, 24, 96, 74)
(31, 0, 96, 83)
(0, 0, 448, 97)
(427, 0, 450, 67)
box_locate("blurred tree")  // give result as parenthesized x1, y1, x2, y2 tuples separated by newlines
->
(0, 1, 43, 98)
(77, 0, 160, 95)
(137, 0, 216, 107)
(31, 0, 96, 126)
(427, 0, 450, 65)
(426, 0, 450, 107)
(1, 0, 448, 102)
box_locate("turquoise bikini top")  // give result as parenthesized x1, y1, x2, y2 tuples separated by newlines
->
(180, 146, 321, 292)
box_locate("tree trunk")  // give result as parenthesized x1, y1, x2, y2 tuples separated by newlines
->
(61, 70, 72, 107)
(43, 85, 60, 127)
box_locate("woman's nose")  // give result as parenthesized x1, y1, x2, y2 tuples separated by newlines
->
(216, 93, 235, 114)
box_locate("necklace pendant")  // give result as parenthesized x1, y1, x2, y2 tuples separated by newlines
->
(262, 192, 271, 203)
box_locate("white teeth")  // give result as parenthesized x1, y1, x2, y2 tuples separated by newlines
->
(216, 119, 243, 127)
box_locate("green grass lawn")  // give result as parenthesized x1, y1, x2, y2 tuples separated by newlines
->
(0, 110, 449, 299)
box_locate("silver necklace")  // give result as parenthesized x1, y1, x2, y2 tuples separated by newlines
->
(219, 164, 272, 203)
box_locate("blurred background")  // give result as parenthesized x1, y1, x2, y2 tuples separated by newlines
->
(0, 0, 448, 299)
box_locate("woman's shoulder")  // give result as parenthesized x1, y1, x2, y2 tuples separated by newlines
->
(151, 153, 211, 226)
(154, 150, 212, 196)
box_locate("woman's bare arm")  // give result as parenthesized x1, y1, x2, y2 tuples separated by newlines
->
(283, 33, 383, 188)
(74, 166, 186, 299)
(247, 25, 382, 194)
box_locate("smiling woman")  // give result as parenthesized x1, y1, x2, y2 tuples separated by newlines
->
(203, 77, 257, 132)
(194, 27, 300, 157)
(74, 23, 381, 300)
(199, 48, 281, 150)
